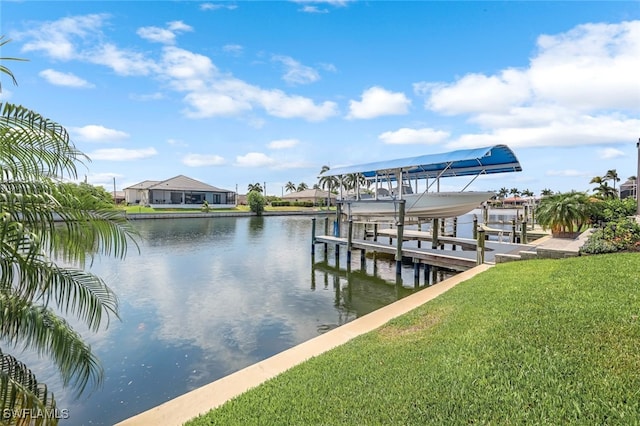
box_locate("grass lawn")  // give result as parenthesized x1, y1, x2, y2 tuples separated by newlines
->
(187, 253, 640, 425)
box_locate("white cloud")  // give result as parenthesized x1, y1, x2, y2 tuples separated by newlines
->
(88, 43, 157, 76)
(428, 21, 640, 150)
(347, 86, 411, 119)
(18, 14, 109, 60)
(272, 55, 320, 85)
(200, 3, 238, 11)
(447, 113, 640, 150)
(529, 21, 640, 111)
(223, 44, 243, 55)
(598, 147, 626, 160)
(425, 69, 531, 115)
(182, 154, 226, 167)
(71, 125, 129, 142)
(39, 69, 94, 88)
(137, 21, 193, 45)
(235, 152, 277, 167)
(268, 139, 300, 149)
(89, 147, 158, 161)
(379, 128, 450, 145)
(17, 15, 338, 123)
(137, 27, 177, 44)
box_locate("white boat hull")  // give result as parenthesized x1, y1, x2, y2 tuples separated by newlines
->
(342, 191, 495, 219)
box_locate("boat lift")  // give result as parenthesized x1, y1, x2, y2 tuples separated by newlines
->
(316, 144, 523, 274)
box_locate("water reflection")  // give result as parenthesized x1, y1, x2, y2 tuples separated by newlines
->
(15, 215, 456, 425)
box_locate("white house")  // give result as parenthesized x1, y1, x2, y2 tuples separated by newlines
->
(124, 175, 236, 208)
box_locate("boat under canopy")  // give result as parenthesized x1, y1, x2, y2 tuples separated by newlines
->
(319, 144, 522, 220)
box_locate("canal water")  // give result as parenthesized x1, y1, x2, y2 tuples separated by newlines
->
(19, 214, 462, 425)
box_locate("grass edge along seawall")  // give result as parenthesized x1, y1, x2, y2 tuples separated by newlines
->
(187, 253, 640, 425)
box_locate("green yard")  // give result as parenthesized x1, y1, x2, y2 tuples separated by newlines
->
(188, 253, 640, 425)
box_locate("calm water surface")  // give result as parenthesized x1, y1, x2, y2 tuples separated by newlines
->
(25, 215, 459, 425)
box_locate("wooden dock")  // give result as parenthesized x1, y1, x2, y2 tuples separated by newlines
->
(314, 230, 534, 272)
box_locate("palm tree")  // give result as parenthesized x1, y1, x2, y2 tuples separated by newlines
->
(536, 191, 593, 235)
(521, 189, 534, 198)
(0, 36, 28, 91)
(318, 165, 339, 210)
(509, 187, 520, 198)
(604, 169, 620, 194)
(589, 176, 603, 185)
(593, 182, 618, 199)
(296, 182, 309, 192)
(343, 173, 367, 192)
(0, 102, 136, 417)
(284, 181, 296, 193)
(540, 188, 554, 197)
(497, 187, 509, 199)
(318, 166, 339, 194)
(247, 182, 263, 193)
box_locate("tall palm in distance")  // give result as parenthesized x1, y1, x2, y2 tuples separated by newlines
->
(247, 182, 263, 193)
(318, 165, 339, 210)
(296, 182, 309, 192)
(497, 187, 509, 199)
(284, 181, 296, 193)
(604, 169, 620, 193)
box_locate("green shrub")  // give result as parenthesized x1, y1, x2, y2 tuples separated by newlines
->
(247, 191, 265, 215)
(581, 217, 640, 254)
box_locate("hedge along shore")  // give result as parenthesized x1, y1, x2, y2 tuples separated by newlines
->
(115, 264, 493, 425)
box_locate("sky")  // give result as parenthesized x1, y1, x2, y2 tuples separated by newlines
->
(1, 1, 639, 197)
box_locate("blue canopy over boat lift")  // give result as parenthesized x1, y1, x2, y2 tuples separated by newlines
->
(319, 144, 522, 182)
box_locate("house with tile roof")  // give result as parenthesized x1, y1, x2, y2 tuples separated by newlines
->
(124, 175, 236, 208)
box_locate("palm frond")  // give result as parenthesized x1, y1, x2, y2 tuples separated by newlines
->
(0, 295, 103, 396)
(0, 348, 58, 426)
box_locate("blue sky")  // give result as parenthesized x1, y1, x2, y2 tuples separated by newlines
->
(2, 1, 639, 196)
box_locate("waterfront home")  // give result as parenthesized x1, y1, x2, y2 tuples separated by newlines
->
(124, 175, 236, 208)
(282, 188, 336, 206)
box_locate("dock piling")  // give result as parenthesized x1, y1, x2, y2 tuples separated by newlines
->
(311, 218, 316, 255)
(476, 227, 486, 264)
(395, 200, 406, 275)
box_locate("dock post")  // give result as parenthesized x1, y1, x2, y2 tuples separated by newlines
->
(511, 219, 517, 243)
(324, 217, 329, 251)
(424, 263, 431, 285)
(452, 217, 458, 251)
(431, 218, 439, 249)
(413, 259, 421, 281)
(373, 223, 378, 242)
(395, 200, 406, 275)
(521, 220, 528, 244)
(476, 227, 486, 265)
(472, 215, 478, 239)
(440, 219, 445, 249)
(311, 218, 316, 255)
(335, 203, 342, 237)
(360, 249, 366, 270)
(482, 204, 488, 224)
(347, 219, 353, 264)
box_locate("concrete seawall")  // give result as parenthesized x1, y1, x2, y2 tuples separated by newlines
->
(122, 210, 334, 220)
